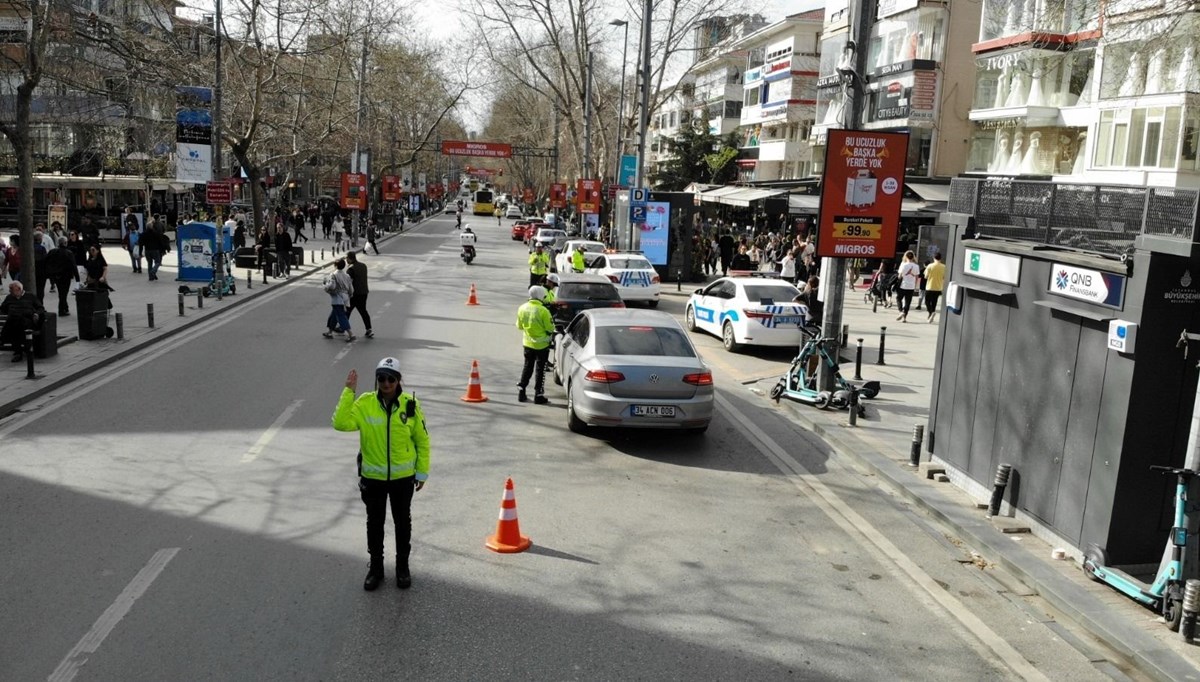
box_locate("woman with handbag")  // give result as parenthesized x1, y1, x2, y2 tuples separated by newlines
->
(323, 258, 355, 341)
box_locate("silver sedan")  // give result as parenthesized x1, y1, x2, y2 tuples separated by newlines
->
(554, 308, 714, 434)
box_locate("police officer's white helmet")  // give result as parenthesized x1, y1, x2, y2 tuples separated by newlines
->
(528, 285, 547, 300)
(376, 356, 401, 379)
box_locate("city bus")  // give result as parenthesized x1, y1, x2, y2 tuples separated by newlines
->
(473, 189, 495, 216)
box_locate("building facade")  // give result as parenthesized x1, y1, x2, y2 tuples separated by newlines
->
(812, 0, 981, 178)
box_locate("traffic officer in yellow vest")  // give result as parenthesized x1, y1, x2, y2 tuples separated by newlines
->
(528, 243, 551, 287)
(571, 244, 587, 273)
(333, 357, 431, 591)
(516, 285, 556, 404)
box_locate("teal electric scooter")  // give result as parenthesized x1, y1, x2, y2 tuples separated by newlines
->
(1083, 465, 1199, 631)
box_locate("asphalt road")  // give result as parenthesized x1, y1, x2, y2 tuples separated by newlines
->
(0, 213, 1135, 680)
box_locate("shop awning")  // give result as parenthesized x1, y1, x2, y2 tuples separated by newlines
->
(907, 183, 951, 203)
(700, 186, 787, 207)
(788, 195, 820, 213)
(786, 194, 946, 216)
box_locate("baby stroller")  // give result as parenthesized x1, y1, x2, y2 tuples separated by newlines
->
(865, 270, 898, 308)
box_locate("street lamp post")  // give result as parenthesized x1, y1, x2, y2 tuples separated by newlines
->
(633, 0, 652, 190)
(609, 19, 629, 187)
(352, 32, 369, 244)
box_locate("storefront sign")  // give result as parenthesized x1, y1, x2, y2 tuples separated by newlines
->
(870, 59, 937, 79)
(577, 179, 601, 214)
(766, 59, 791, 74)
(340, 172, 368, 210)
(877, 0, 921, 18)
(817, 74, 843, 89)
(205, 181, 232, 205)
(869, 70, 937, 122)
(549, 182, 567, 209)
(440, 140, 513, 158)
(745, 67, 762, 84)
(816, 129, 909, 259)
(964, 248, 1021, 285)
(1048, 263, 1125, 308)
(1163, 270, 1200, 304)
(381, 175, 400, 202)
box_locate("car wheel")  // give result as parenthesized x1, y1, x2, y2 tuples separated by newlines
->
(685, 306, 697, 331)
(566, 384, 586, 434)
(722, 321, 740, 352)
(647, 300, 659, 309)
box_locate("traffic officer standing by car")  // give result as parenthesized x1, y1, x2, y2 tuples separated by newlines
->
(571, 244, 587, 273)
(528, 243, 551, 287)
(516, 285, 555, 404)
(333, 357, 430, 591)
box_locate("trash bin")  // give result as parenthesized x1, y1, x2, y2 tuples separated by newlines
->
(33, 312, 57, 359)
(290, 246, 303, 266)
(74, 288, 109, 341)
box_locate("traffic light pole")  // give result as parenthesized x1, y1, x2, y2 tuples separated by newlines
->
(818, 0, 871, 392)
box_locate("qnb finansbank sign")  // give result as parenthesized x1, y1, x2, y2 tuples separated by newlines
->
(1048, 262, 1126, 309)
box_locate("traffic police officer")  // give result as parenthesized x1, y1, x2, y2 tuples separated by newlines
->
(333, 357, 431, 591)
(516, 285, 555, 404)
(528, 243, 550, 287)
(571, 244, 586, 273)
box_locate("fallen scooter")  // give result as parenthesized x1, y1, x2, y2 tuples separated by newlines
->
(769, 325, 880, 416)
(1084, 465, 1199, 631)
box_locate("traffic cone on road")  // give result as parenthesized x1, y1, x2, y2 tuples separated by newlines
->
(460, 359, 489, 403)
(486, 478, 531, 553)
(466, 283, 480, 306)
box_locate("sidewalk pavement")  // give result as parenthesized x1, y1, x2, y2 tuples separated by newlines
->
(0, 230, 395, 419)
(762, 287, 1200, 681)
(4, 245, 1199, 678)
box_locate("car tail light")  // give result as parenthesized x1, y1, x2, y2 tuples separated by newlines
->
(651, 275, 661, 284)
(585, 369, 625, 383)
(683, 372, 713, 386)
(612, 302, 626, 308)
(607, 275, 620, 283)
(743, 308, 773, 320)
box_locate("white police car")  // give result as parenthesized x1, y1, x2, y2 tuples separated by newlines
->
(585, 252, 661, 307)
(685, 276, 809, 351)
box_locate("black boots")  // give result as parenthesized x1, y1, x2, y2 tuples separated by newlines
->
(396, 559, 411, 589)
(363, 561, 384, 591)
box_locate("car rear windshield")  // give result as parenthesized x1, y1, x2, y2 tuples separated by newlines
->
(609, 257, 652, 269)
(558, 283, 620, 300)
(743, 284, 800, 303)
(596, 326, 696, 357)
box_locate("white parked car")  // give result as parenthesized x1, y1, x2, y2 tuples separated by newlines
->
(555, 240, 607, 273)
(586, 252, 661, 306)
(504, 205, 523, 219)
(685, 276, 810, 351)
(532, 228, 569, 252)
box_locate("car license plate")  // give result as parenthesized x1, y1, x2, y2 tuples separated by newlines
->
(632, 405, 675, 417)
(774, 316, 800, 325)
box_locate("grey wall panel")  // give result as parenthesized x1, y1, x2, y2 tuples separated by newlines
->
(969, 293, 1011, 484)
(949, 290, 988, 474)
(1054, 319, 1110, 544)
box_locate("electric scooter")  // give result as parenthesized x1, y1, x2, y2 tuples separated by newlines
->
(1083, 465, 1199, 631)
(769, 325, 880, 414)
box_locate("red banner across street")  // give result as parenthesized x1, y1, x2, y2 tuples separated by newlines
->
(440, 140, 513, 158)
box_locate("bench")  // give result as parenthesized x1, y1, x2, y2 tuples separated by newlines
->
(0, 311, 75, 358)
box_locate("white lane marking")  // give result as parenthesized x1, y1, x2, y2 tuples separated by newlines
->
(334, 344, 353, 361)
(381, 302, 392, 310)
(48, 548, 179, 682)
(716, 394, 1050, 682)
(240, 400, 304, 464)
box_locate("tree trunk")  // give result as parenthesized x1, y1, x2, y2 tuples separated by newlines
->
(14, 84, 34, 292)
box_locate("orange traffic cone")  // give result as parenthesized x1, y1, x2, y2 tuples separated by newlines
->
(466, 283, 480, 306)
(460, 359, 489, 403)
(486, 477, 531, 553)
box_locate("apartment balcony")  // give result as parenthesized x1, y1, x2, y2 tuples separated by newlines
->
(757, 138, 813, 164)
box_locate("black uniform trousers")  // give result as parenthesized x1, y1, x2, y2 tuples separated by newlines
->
(519, 346, 550, 395)
(359, 475, 415, 564)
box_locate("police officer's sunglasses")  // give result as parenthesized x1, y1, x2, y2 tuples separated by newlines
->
(375, 375, 399, 384)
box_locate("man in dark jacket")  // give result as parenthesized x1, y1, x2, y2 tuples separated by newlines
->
(44, 237, 79, 315)
(274, 225, 293, 277)
(1, 280, 44, 361)
(345, 250, 373, 337)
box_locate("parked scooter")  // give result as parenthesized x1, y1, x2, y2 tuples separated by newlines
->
(769, 325, 880, 415)
(1084, 465, 1199, 631)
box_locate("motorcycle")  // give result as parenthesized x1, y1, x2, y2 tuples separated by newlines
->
(461, 244, 476, 264)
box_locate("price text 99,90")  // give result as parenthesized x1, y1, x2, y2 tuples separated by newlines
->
(832, 221, 881, 239)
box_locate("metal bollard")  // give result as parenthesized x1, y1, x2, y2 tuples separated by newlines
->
(197, 291, 203, 309)
(24, 329, 34, 379)
(147, 303, 155, 328)
(872, 293, 878, 313)
(987, 464, 1013, 517)
(841, 324, 849, 349)
(848, 387, 859, 427)
(311, 251, 316, 264)
(262, 264, 268, 284)
(178, 293, 185, 316)
(908, 424, 925, 467)
(248, 270, 252, 289)
(1182, 579, 1200, 642)
(854, 338, 864, 380)
(321, 249, 325, 259)
(115, 312, 124, 340)
(877, 327, 887, 365)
